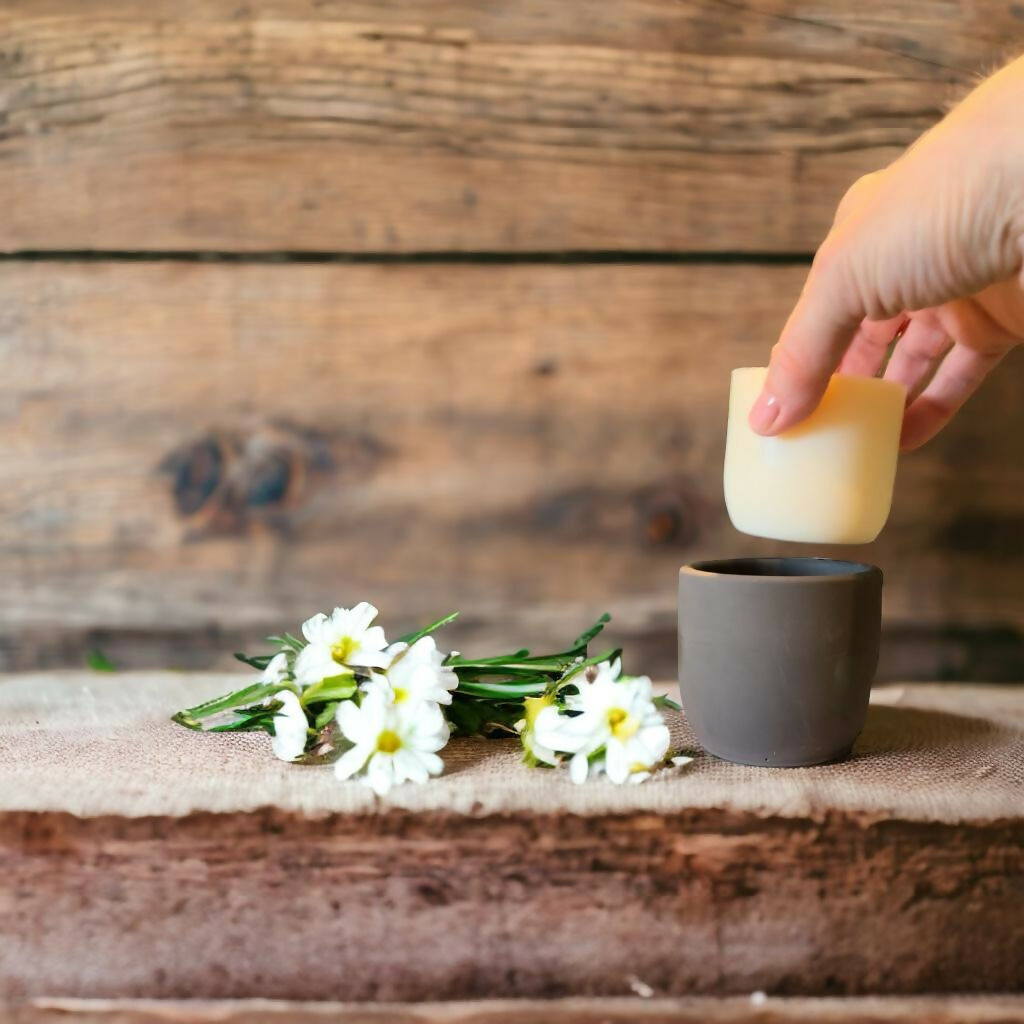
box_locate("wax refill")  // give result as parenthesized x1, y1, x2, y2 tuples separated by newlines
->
(724, 368, 906, 544)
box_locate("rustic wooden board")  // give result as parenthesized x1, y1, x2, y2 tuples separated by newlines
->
(1, 261, 1022, 676)
(1, 676, 1023, 1000)
(1, 0, 1020, 252)
(7, 996, 1024, 1023)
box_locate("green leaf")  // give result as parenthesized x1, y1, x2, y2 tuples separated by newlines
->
(446, 694, 524, 737)
(444, 697, 487, 737)
(86, 649, 116, 672)
(300, 674, 357, 706)
(452, 658, 572, 675)
(207, 720, 270, 733)
(314, 701, 341, 729)
(455, 678, 548, 699)
(557, 648, 622, 685)
(653, 693, 682, 712)
(234, 652, 274, 671)
(571, 613, 611, 651)
(208, 710, 277, 734)
(267, 633, 306, 653)
(171, 681, 281, 730)
(395, 611, 460, 646)
(446, 649, 530, 666)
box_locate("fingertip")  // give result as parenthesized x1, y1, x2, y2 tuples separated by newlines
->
(898, 344, 1001, 451)
(748, 390, 780, 434)
(749, 385, 832, 436)
(899, 430, 924, 452)
(899, 399, 941, 450)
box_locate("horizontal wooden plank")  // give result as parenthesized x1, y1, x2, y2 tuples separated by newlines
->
(8, 996, 1024, 1024)
(0, 1, 1019, 252)
(2, 677, 1023, 1000)
(0, 261, 1022, 677)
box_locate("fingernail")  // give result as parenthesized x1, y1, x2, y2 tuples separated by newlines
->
(749, 391, 780, 434)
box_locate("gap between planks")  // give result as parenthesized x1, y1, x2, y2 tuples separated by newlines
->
(0, 250, 816, 265)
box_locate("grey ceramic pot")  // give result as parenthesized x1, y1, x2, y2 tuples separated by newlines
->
(678, 557, 883, 767)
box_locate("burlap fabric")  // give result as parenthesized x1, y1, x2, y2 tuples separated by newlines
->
(1, 672, 1021, 823)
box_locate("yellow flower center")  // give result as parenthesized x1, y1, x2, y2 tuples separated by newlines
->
(607, 707, 639, 740)
(331, 635, 357, 665)
(393, 687, 408, 704)
(376, 730, 402, 754)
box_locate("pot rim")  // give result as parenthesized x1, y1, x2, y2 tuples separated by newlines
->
(681, 556, 881, 582)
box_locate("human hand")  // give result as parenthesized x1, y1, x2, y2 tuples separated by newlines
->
(750, 56, 1024, 449)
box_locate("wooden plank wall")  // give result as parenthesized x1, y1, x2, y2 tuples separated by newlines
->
(1, 1, 1022, 680)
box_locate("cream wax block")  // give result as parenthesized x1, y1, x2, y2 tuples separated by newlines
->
(724, 368, 906, 544)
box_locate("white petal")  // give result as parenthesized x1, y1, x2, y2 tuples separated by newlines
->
(334, 698, 364, 739)
(671, 755, 694, 768)
(300, 612, 329, 644)
(631, 675, 654, 700)
(409, 724, 449, 755)
(261, 652, 290, 686)
(388, 641, 456, 705)
(348, 633, 391, 669)
(270, 691, 309, 762)
(411, 637, 455, 682)
(635, 722, 671, 763)
(528, 739, 559, 766)
(365, 753, 395, 796)
(320, 608, 350, 642)
(420, 684, 455, 706)
(293, 644, 337, 688)
(402, 699, 449, 743)
(569, 751, 591, 785)
(604, 740, 631, 784)
(417, 750, 444, 777)
(360, 674, 393, 702)
(362, 624, 389, 651)
(349, 601, 380, 633)
(407, 635, 437, 658)
(534, 707, 589, 754)
(334, 743, 372, 781)
(357, 689, 391, 731)
(393, 747, 429, 785)
(384, 641, 409, 663)
(546, 706, 611, 761)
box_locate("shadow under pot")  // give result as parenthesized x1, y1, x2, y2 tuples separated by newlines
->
(678, 557, 883, 767)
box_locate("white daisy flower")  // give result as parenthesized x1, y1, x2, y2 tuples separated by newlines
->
(533, 660, 670, 785)
(261, 651, 290, 686)
(365, 636, 458, 706)
(269, 690, 310, 762)
(293, 602, 389, 686)
(334, 690, 449, 796)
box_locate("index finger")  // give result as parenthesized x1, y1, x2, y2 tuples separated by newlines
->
(749, 247, 866, 434)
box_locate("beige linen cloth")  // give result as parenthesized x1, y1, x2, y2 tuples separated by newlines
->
(0, 672, 1021, 823)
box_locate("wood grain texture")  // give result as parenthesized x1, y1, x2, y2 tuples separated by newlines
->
(0, 261, 1022, 677)
(3, 807, 1022, 999)
(7, 996, 1024, 1024)
(1, 0, 1020, 252)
